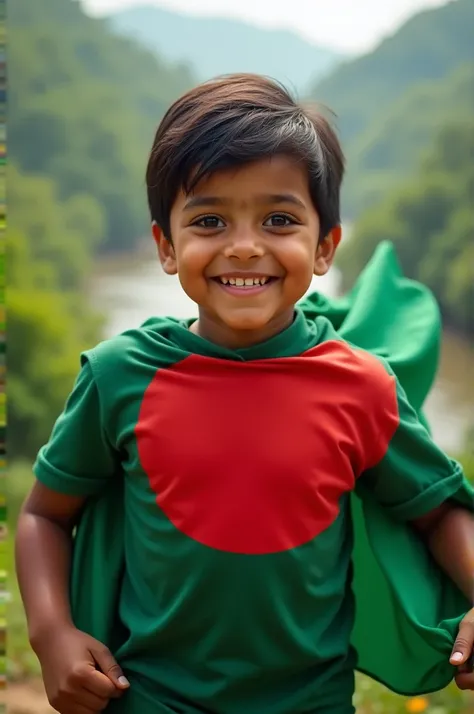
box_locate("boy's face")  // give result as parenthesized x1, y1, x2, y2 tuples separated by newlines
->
(154, 155, 340, 347)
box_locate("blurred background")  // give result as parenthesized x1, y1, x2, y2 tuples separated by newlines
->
(6, 0, 474, 711)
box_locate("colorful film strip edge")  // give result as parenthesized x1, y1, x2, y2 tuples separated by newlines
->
(0, 0, 6, 707)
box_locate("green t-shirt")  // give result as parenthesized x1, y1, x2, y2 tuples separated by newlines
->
(34, 310, 467, 714)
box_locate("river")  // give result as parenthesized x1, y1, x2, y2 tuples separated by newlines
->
(93, 248, 473, 455)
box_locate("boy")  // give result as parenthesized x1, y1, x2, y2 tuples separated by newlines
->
(15, 74, 474, 714)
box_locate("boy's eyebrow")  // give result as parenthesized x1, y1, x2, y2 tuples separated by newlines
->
(183, 194, 306, 210)
(260, 194, 306, 208)
(183, 196, 226, 210)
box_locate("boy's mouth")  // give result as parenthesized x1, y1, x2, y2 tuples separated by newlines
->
(211, 275, 278, 295)
(216, 276, 273, 286)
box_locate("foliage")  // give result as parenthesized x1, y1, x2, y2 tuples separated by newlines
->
(306, 0, 474, 340)
(6, 164, 103, 458)
(9, 0, 194, 252)
(342, 62, 474, 218)
(310, 0, 474, 145)
(337, 120, 474, 337)
(355, 674, 473, 714)
(8, 0, 197, 458)
(308, 0, 474, 223)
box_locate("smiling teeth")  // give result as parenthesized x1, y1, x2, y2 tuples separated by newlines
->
(220, 277, 268, 286)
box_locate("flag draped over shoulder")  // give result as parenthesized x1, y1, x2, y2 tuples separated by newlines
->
(70, 241, 473, 696)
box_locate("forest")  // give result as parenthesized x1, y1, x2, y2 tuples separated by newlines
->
(337, 116, 474, 337)
(9, 0, 194, 459)
(310, 0, 473, 339)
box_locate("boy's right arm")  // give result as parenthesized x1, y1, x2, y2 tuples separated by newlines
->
(16, 482, 85, 646)
(16, 482, 129, 713)
(15, 356, 129, 713)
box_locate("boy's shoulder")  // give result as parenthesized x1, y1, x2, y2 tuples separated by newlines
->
(83, 315, 188, 377)
(311, 316, 396, 396)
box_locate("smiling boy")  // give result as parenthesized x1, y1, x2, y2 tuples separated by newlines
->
(15, 74, 474, 714)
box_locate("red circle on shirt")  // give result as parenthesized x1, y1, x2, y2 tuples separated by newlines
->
(135, 348, 390, 554)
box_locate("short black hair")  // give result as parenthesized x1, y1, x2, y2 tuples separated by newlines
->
(146, 73, 345, 240)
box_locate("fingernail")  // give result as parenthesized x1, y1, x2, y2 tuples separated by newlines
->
(118, 676, 130, 686)
(451, 652, 464, 663)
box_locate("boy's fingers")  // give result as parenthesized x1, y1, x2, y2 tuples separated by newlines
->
(450, 620, 474, 665)
(86, 669, 121, 698)
(91, 645, 130, 690)
(68, 705, 98, 714)
(458, 655, 474, 674)
(73, 684, 110, 711)
(455, 670, 474, 691)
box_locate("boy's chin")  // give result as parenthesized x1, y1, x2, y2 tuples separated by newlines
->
(218, 307, 285, 333)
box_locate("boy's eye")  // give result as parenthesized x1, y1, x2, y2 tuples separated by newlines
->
(263, 214, 295, 228)
(193, 215, 224, 229)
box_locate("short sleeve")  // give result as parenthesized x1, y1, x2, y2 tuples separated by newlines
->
(33, 355, 120, 497)
(359, 375, 467, 521)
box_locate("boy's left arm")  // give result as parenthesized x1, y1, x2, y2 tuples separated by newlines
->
(360, 368, 474, 691)
(412, 503, 474, 690)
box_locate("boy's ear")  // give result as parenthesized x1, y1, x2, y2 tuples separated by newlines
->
(152, 222, 178, 275)
(314, 225, 342, 277)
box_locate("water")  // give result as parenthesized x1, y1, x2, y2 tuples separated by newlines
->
(93, 251, 473, 454)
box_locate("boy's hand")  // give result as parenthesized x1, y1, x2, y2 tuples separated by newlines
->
(34, 624, 130, 713)
(450, 609, 474, 690)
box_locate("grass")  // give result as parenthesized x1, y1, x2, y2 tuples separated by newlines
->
(354, 676, 473, 713)
(5, 461, 474, 712)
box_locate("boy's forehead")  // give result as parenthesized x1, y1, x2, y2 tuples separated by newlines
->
(179, 155, 311, 202)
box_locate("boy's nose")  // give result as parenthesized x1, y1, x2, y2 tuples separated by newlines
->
(223, 234, 265, 260)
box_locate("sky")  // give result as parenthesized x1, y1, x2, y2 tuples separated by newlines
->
(82, 0, 450, 53)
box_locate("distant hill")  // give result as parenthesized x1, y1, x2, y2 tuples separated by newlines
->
(343, 62, 474, 217)
(321, 0, 474, 336)
(307, 0, 474, 219)
(310, 0, 474, 145)
(107, 4, 343, 94)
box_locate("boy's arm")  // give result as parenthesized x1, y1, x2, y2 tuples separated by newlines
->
(16, 481, 130, 709)
(359, 370, 474, 687)
(15, 357, 130, 709)
(15, 483, 85, 646)
(412, 503, 474, 601)
(412, 502, 474, 683)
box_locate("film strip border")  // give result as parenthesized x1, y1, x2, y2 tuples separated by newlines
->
(0, 0, 5, 705)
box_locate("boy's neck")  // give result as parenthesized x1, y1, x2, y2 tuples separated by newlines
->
(190, 308, 296, 350)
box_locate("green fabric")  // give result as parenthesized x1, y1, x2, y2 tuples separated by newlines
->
(34, 240, 473, 710)
(302, 241, 473, 694)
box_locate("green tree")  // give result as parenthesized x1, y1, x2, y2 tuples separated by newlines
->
(342, 63, 474, 217)
(7, 176, 103, 457)
(9, 0, 195, 252)
(310, 0, 474, 145)
(7, 285, 102, 459)
(338, 120, 474, 336)
(7, 0, 198, 458)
